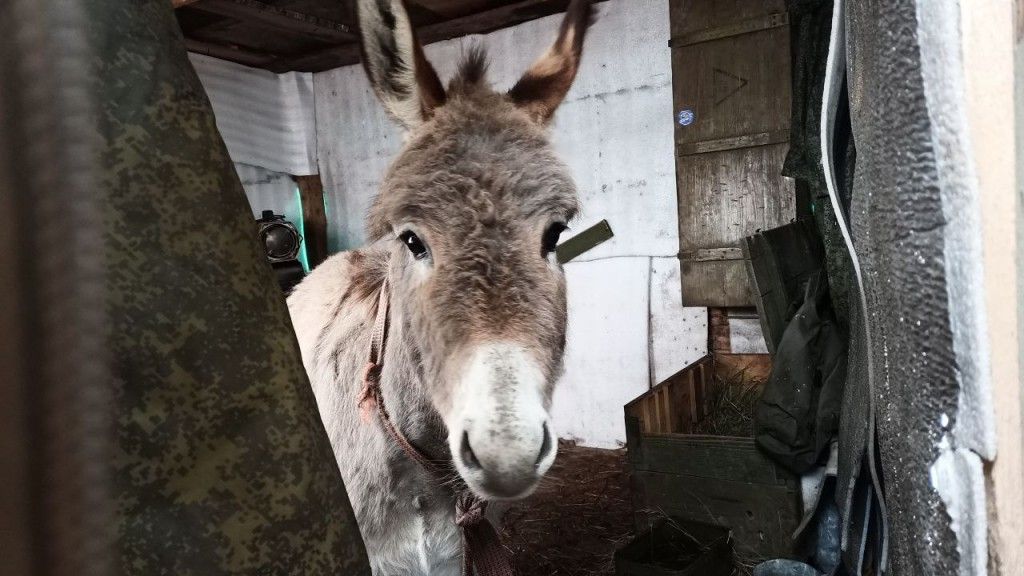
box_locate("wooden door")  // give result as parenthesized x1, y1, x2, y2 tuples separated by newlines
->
(672, 0, 796, 306)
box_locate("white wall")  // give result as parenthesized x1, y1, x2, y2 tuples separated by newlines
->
(313, 0, 706, 448)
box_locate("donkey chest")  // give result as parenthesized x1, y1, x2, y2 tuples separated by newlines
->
(366, 476, 463, 576)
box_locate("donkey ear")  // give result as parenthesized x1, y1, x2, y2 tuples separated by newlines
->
(357, 0, 446, 129)
(508, 0, 595, 123)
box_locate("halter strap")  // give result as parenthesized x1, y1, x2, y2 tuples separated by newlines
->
(358, 278, 514, 576)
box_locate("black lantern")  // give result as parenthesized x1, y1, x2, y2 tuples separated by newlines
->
(255, 210, 305, 293)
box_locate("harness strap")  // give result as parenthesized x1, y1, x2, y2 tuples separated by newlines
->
(359, 279, 514, 576)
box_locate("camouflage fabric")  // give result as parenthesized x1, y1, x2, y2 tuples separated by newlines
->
(89, 1, 370, 574)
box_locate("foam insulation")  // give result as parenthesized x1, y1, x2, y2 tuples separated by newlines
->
(930, 440, 988, 575)
(649, 258, 708, 384)
(236, 163, 302, 224)
(554, 257, 651, 448)
(727, 317, 770, 355)
(189, 53, 317, 176)
(313, 0, 703, 447)
(842, 0, 996, 571)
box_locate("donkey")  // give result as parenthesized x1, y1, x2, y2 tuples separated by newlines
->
(287, 0, 594, 573)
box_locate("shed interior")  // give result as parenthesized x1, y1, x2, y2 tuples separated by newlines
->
(2, 1, 1014, 576)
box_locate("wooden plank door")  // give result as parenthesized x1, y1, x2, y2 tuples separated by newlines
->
(671, 0, 796, 306)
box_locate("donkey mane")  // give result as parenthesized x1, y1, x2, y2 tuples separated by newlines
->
(450, 46, 490, 92)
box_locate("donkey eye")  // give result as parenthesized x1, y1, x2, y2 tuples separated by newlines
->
(541, 223, 568, 256)
(399, 230, 428, 260)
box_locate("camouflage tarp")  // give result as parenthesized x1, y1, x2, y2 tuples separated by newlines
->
(90, 0, 370, 573)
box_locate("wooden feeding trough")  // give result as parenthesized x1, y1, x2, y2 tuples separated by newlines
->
(624, 356, 801, 561)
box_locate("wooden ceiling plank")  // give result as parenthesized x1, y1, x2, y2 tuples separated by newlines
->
(282, 0, 608, 73)
(184, 37, 279, 68)
(187, 0, 355, 43)
(412, 0, 498, 19)
(404, 1, 448, 25)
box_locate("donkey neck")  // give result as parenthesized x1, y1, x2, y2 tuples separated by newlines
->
(375, 275, 450, 460)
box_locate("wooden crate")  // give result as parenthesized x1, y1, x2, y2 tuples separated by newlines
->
(624, 355, 801, 560)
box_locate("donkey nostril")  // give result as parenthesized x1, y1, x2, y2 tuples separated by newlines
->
(460, 430, 482, 470)
(535, 422, 553, 467)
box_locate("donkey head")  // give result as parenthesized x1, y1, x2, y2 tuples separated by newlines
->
(358, 0, 594, 500)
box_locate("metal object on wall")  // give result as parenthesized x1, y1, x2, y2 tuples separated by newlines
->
(256, 210, 306, 294)
(256, 210, 303, 262)
(556, 219, 614, 264)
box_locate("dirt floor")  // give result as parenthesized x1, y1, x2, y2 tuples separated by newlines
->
(500, 441, 635, 576)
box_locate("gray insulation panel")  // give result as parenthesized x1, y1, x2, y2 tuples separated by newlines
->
(842, 0, 993, 573)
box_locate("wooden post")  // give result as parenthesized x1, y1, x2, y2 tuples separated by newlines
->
(293, 175, 329, 270)
(963, 0, 1024, 571)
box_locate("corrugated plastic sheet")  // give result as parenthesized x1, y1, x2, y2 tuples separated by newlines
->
(190, 53, 317, 176)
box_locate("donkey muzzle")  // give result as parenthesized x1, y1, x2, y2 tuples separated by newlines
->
(449, 343, 558, 500)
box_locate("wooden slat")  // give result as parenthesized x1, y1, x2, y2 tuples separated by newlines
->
(631, 435, 788, 485)
(183, 37, 277, 68)
(669, 0, 787, 39)
(188, 0, 355, 43)
(659, 387, 672, 435)
(631, 469, 799, 559)
(671, 12, 788, 47)
(294, 175, 329, 270)
(676, 129, 790, 156)
(686, 369, 699, 425)
(696, 360, 708, 417)
(668, 378, 685, 433)
(679, 247, 744, 262)
(680, 258, 753, 308)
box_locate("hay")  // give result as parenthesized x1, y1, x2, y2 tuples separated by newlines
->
(691, 370, 763, 437)
(500, 441, 635, 576)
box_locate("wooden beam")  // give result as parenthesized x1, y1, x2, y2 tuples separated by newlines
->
(187, 0, 355, 43)
(281, 0, 609, 73)
(183, 38, 278, 68)
(963, 0, 1024, 571)
(405, 1, 448, 25)
(294, 175, 329, 269)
